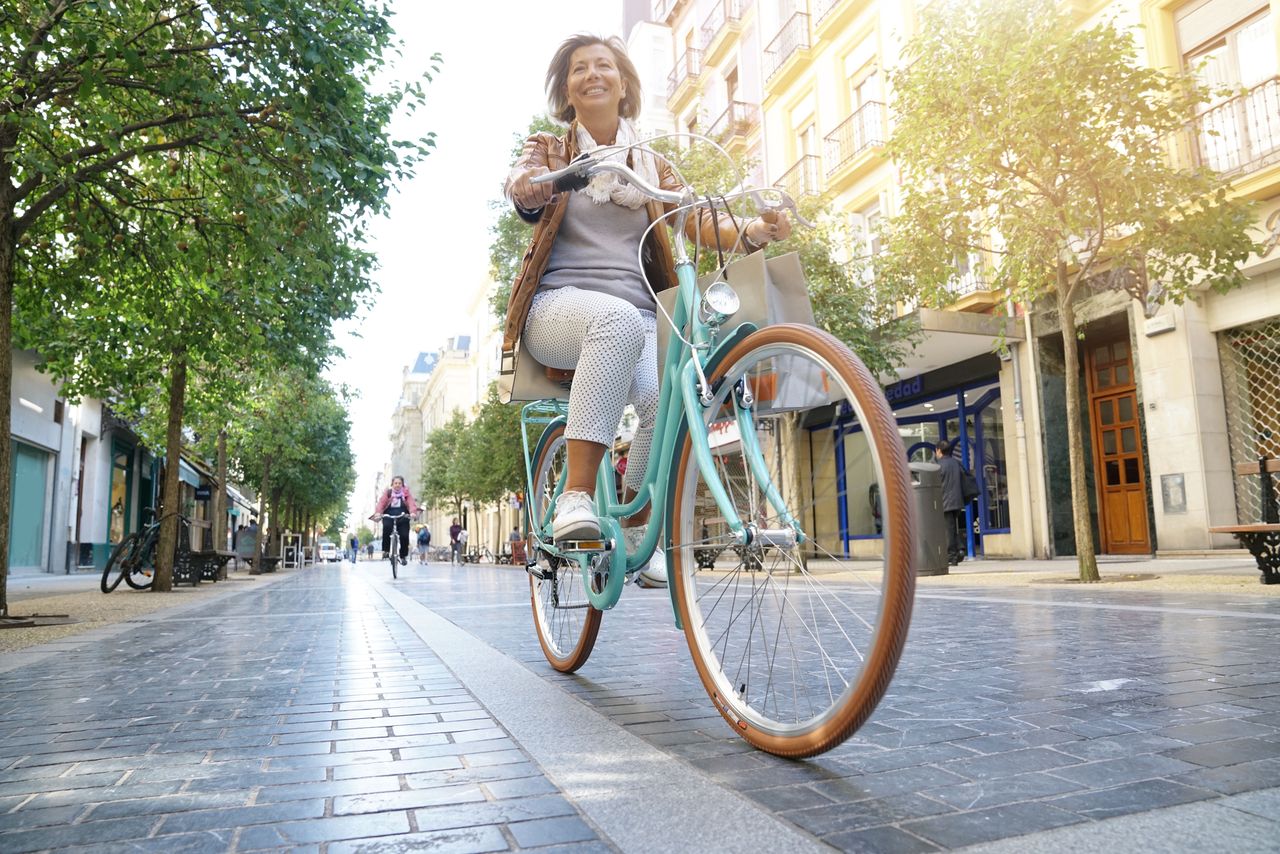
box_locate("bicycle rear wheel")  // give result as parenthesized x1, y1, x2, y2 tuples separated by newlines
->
(101, 533, 141, 593)
(122, 535, 157, 590)
(527, 421, 602, 673)
(670, 324, 915, 757)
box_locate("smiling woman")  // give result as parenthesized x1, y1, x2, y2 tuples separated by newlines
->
(500, 33, 793, 587)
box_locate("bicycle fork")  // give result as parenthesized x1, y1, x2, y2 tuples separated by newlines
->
(678, 360, 804, 549)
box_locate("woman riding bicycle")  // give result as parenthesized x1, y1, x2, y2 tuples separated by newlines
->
(505, 33, 790, 586)
(371, 475, 418, 566)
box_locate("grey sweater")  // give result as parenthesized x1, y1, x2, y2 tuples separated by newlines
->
(538, 190, 656, 312)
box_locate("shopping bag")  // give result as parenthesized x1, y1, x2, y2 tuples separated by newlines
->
(656, 250, 828, 412)
(498, 342, 573, 404)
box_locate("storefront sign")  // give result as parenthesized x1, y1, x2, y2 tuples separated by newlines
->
(194, 485, 212, 500)
(883, 375, 924, 404)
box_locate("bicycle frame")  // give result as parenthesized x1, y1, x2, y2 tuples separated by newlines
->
(522, 252, 801, 624)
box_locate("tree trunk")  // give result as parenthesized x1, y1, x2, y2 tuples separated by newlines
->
(1057, 286, 1101, 582)
(267, 486, 283, 557)
(213, 430, 228, 552)
(0, 209, 14, 616)
(252, 453, 272, 574)
(154, 350, 189, 592)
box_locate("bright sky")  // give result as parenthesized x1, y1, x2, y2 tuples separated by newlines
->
(327, 1, 625, 523)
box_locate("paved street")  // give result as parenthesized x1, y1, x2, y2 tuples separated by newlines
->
(1, 561, 1278, 852)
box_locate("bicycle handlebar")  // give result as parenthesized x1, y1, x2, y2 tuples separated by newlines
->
(529, 150, 813, 228)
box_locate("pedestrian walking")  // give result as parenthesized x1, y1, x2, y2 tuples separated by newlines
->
(449, 518, 462, 564)
(416, 524, 431, 564)
(935, 440, 967, 565)
(349, 533, 359, 563)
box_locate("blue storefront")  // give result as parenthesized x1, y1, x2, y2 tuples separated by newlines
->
(824, 339, 1018, 559)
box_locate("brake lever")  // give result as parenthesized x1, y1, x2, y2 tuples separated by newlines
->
(746, 188, 813, 229)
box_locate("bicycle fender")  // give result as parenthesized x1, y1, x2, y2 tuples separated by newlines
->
(661, 323, 758, 629)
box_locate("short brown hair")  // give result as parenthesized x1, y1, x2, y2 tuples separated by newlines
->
(545, 34, 642, 123)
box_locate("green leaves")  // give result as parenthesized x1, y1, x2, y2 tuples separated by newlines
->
(881, 0, 1257, 313)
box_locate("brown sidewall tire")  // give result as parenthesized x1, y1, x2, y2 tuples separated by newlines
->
(670, 324, 916, 757)
(528, 422, 603, 673)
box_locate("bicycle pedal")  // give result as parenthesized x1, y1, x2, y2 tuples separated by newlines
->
(556, 538, 611, 554)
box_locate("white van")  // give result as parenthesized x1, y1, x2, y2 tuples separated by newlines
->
(318, 542, 339, 562)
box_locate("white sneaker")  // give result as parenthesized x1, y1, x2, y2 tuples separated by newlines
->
(623, 525, 668, 588)
(553, 490, 600, 541)
(637, 546, 667, 588)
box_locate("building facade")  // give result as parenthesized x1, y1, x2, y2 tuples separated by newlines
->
(636, 0, 1279, 559)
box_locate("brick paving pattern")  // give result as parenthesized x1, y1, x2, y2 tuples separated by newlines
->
(0, 570, 609, 853)
(415, 564, 1280, 851)
(2, 561, 1278, 852)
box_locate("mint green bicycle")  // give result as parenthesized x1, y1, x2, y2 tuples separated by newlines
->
(520, 153, 915, 757)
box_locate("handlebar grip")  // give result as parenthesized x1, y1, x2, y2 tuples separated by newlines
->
(553, 171, 591, 193)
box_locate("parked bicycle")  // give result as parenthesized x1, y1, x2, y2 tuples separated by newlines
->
(463, 545, 496, 564)
(101, 510, 189, 593)
(519, 147, 915, 757)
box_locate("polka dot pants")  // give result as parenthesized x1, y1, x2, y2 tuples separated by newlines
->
(523, 287, 659, 491)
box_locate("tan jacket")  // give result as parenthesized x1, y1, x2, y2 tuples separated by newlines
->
(501, 125, 758, 354)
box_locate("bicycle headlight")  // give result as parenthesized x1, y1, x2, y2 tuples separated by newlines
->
(700, 281, 740, 325)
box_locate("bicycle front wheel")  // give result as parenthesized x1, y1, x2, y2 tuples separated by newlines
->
(390, 535, 399, 579)
(101, 533, 140, 593)
(527, 421, 602, 673)
(670, 324, 915, 757)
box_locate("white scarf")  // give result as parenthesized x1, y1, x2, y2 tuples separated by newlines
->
(574, 119, 660, 210)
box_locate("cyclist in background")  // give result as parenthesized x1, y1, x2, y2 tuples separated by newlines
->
(504, 34, 789, 585)
(371, 475, 418, 566)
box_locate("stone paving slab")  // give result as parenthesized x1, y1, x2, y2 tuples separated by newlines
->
(0, 566, 615, 853)
(389, 562, 1280, 852)
(3, 559, 1280, 852)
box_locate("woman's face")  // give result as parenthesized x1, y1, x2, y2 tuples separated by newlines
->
(565, 43, 624, 122)
(392, 477, 404, 489)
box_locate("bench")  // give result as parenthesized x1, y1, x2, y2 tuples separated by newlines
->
(245, 555, 283, 575)
(1210, 456, 1279, 585)
(172, 549, 238, 585)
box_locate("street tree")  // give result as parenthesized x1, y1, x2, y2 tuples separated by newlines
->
(464, 384, 526, 512)
(421, 410, 472, 522)
(881, 0, 1257, 581)
(1, 2, 436, 600)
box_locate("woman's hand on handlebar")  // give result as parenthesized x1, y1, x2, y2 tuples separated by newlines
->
(511, 166, 554, 211)
(745, 210, 792, 246)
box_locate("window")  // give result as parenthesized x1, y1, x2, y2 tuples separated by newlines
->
(800, 122, 817, 158)
(854, 200, 881, 258)
(1183, 7, 1277, 172)
(725, 66, 739, 103)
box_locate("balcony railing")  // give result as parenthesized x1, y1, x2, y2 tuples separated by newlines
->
(823, 101, 885, 174)
(701, 0, 745, 49)
(764, 12, 810, 81)
(774, 154, 823, 198)
(1187, 76, 1280, 176)
(813, 0, 844, 22)
(946, 266, 991, 297)
(667, 48, 703, 100)
(708, 101, 760, 143)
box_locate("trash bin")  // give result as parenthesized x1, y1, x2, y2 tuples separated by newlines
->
(909, 462, 949, 576)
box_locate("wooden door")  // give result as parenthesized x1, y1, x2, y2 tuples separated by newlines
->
(1087, 338, 1151, 554)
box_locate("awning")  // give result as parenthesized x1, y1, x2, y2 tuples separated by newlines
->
(178, 459, 202, 487)
(887, 308, 1023, 380)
